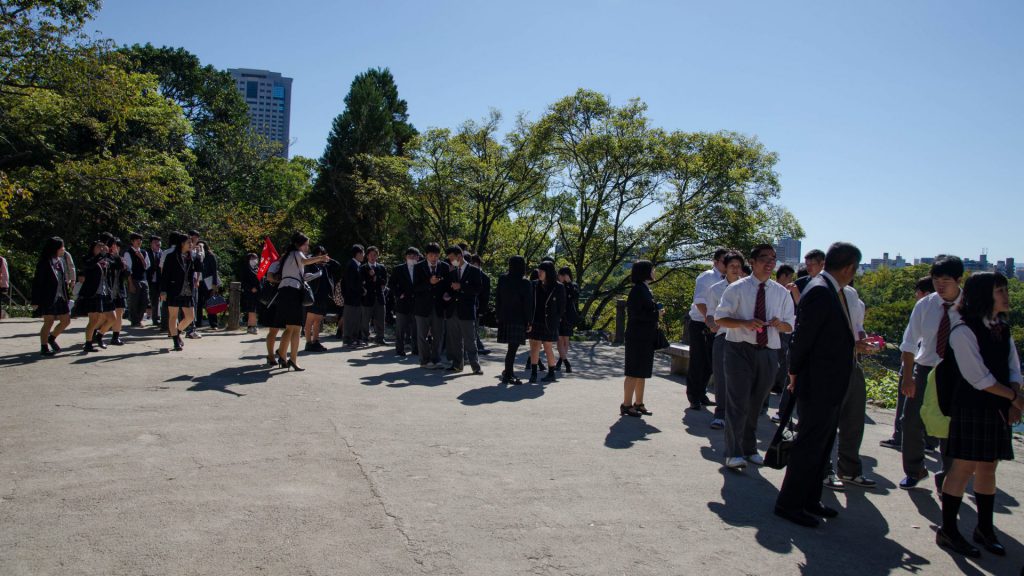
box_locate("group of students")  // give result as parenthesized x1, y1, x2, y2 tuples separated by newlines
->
(252, 233, 581, 382)
(29, 230, 222, 355)
(652, 242, 1022, 560)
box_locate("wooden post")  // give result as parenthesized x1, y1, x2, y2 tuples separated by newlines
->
(614, 299, 627, 345)
(228, 281, 241, 331)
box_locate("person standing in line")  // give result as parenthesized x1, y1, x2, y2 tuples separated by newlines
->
(469, 254, 491, 356)
(556, 267, 580, 374)
(146, 235, 162, 328)
(361, 246, 389, 345)
(496, 256, 534, 385)
(124, 233, 151, 328)
(706, 251, 745, 430)
(526, 261, 565, 383)
(160, 232, 196, 352)
(31, 237, 72, 356)
(101, 236, 128, 346)
(442, 245, 483, 374)
(342, 244, 366, 347)
(304, 245, 338, 352)
(823, 279, 881, 491)
(275, 232, 330, 371)
(413, 243, 450, 369)
(793, 249, 825, 296)
(936, 272, 1022, 558)
(714, 244, 795, 470)
(774, 242, 866, 528)
(389, 247, 420, 357)
(898, 255, 964, 491)
(880, 275, 936, 449)
(772, 264, 796, 394)
(240, 252, 260, 335)
(686, 248, 730, 411)
(621, 260, 663, 417)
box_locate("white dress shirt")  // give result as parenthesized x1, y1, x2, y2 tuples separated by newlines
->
(714, 275, 796, 349)
(843, 284, 866, 339)
(705, 278, 732, 338)
(689, 268, 724, 322)
(899, 290, 963, 367)
(949, 318, 1023, 390)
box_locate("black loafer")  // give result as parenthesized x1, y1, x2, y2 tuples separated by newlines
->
(805, 503, 839, 518)
(973, 527, 1006, 556)
(774, 505, 819, 528)
(936, 528, 981, 558)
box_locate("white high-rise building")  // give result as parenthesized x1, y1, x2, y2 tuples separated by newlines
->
(228, 68, 293, 158)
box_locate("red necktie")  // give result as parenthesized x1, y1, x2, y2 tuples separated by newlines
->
(755, 282, 768, 347)
(936, 302, 953, 358)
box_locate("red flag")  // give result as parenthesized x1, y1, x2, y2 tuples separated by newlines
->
(256, 236, 279, 280)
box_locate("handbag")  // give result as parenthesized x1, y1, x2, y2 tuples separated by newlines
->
(332, 279, 345, 307)
(922, 365, 951, 439)
(205, 294, 228, 316)
(258, 281, 278, 307)
(302, 281, 315, 307)
(765, 389, 798, 469)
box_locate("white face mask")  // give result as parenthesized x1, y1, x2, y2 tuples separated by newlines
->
(407, 259, 417, 266)
(249, 259, 258, 268)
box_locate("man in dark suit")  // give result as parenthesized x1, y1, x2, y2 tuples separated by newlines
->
(443, 246, 483, 373)
(413, 243, 450, 368)
(792, 248, 825, 298)
(342, 244, 366, 346)
(360, 246, 389, 345)
(389, 247, 420, 356)
(775, 242, 871, 528)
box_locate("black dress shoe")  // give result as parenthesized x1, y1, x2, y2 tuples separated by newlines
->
(687, 402, 703, 411)
(700, 395, 717, 407)
(774, 505, 819, 528)
(973, 527, 1006, 556)
(805, 503, 839, 518)
(936, 528, 981, 558)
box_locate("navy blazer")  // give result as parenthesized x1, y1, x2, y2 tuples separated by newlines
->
(412, 259, 451, 317)
(389, 262, 418, 315)
(789, 274, 857, 406)
(342, 258, 364, 306)
(444, 263, 482, 321)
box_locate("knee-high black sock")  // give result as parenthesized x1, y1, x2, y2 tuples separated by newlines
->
(941, 492, 963, 536)
(975, 492, 995, 536)
(505, 344, 519, 375)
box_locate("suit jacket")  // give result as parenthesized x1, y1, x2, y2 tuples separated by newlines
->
(496, 274, 534, 327)
(32, 258, 69, 307)
(389, 262, 417, 315)
(625, 282, 658, 342)
(413, 259, 450, 317)
(342, 258, 364, 306)
(145, 249, 161, 285)
(444, 263, 482, 321)
(789, 274, 857, 406)
(477, 270, 491, 317)
(360, 261, 388, 306)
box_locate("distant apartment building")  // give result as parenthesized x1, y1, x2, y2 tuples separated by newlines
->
(774, 237, 802, 265)
(860, 252, 908, 272)
(228, 68, 292, 158)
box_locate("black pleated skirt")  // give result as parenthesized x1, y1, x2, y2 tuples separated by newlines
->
(945, 405, 1014, 462)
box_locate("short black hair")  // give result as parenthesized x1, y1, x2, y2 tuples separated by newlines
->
(749, 243, 776, 261)
(507, 256, 526, 278)
(98, 231, 114, 243)
(405, 247, 421, 257)
(188, 230, 200, 238)
(148, 235, 161, 243)
(824, 242, 862, 272)
(541, 255, 555, 263)
(351, 244, 365, 257)
(630, 260, 654, 284)
(469, 255, 483, 266)
(365, 245, 378, 256)
(311, 245, 327, 257)
(713, 248, 730, 262)
(128, 232, 143, 242)
(722, 252, 745, 268)
(915, 275, 935, 294)
(931, 254, 964, 280)
(776, 264, 795, 278)
(557, 266, 572, 280)
(741, 264, 752, 276)
(424, 242, 441, 255)
(958, 272, 1008, 323)
(458, 242, 470, 252)
(796, 264, 809, 278)
(804, 249, 825, 262)
(446, 245, 463, 257)
(538, 261, 558, 288)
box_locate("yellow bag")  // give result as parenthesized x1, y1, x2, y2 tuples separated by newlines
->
(921, 367, 950, 439)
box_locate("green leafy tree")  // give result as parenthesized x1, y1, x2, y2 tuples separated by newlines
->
(0, 0, 100, 94)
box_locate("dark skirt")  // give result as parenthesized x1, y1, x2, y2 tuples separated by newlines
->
(944, 405, 1014, 462)
(258, 302, 284, 329)
(241, 291, 259, 314)
(78, 296, 113, 314)
(167, 295, 193, 308)
(527, 323, 558, 343)
(624, 336, 656, 379)
(558, 322, 574, 338)
(497, 321, 527, 345)
(275, 286, 305, 327)
(113, 296, 127, 309)
(40, 298, 70, 316)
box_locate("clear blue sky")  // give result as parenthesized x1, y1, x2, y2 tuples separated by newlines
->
(91, 0, 1023, 264)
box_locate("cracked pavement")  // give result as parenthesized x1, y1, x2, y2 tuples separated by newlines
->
(1, 318, 1022, 575)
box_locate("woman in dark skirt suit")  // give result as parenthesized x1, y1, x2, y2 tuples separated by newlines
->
(160, 232, 196, 352)
(105, 237, 128, 346)
(936, 272, 1023, 558)
(79, 240, 122, 352)
(526, 261, 565, 383)
(556, 267, 580, 374)
(496, 256, 535, 385)
(240, 252, 260, 335)
(31, 237, 72, 356)
(622, 260, 663, 417)
(304, 245, 340, 352)
(276, 232, 330, 371)
(260, 259, 286, 367)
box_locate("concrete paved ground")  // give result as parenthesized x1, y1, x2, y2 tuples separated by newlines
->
(1, 317, 1022, 576)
